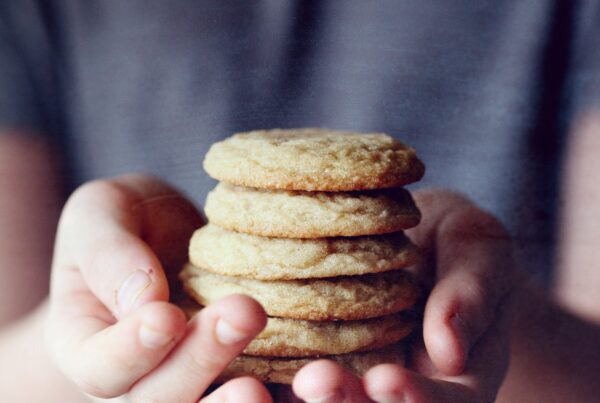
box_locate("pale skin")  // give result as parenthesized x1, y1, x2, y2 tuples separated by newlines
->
(0, 113, 599, 402)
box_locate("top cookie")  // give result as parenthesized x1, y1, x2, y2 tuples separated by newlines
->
(204, 128, 425, 191)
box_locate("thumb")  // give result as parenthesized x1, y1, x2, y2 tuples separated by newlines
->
(53, 176, 202, 318)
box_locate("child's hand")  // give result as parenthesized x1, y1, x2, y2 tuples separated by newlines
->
(45, 175, 273, 402)
(292, 189, 514, 403)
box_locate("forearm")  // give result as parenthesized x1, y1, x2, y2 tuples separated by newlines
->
(497, 276, 600, 402)
(0, 134, 64, 325)
(0, 301, 89, 403)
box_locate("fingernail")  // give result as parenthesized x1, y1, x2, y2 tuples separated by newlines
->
(117, 270, 152, 315)
(215, 319, 249, 345)
(139, 325, 173, 349)
(305, 391, 343, 403)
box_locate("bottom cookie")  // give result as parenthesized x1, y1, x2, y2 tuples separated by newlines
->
(219, 345, 406, 385)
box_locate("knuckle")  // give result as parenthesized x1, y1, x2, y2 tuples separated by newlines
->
(109, 350, 141, 375)
(55, 178, 141, 251)
(186, 349, 225, 376)
(64, 178, 138, 216)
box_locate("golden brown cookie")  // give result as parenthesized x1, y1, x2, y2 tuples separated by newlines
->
(204, 184, 421, 238)
(188, 224, 420, 280)
(245, 314, 414, 357)
(182, 301, 413, 357)
(181, 263, 420, 320)
(219, 345, 406, 384)
(203, 128, 425, 191)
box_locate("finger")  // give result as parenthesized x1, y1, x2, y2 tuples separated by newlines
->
(130, 295, 267, 403)
(293, 360, 373, 403)
(424, 208, 512, 375)
(47, 299, 187, 398)
(200, 377, 273, 403)
(364, 364, 477, 403)
(408, 189, 513, 375)
(365, 296, 511, 403)
(53, 176, 203, 318)
(461, 289, 512, 399)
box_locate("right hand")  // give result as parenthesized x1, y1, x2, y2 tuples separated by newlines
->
(291, 189, 514, 403)
(45, 175, 273, 402)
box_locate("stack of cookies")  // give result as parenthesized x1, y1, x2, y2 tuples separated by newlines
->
(180, 128, 425, 384)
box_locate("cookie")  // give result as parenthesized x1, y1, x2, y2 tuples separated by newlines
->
(181, 263, 420, 320)
(246, 314, 414, 357)
(188, 224, 420, 280)
(204, 184, 421, 238)
(220, 345, 406, 384)
(182, 301, 413, 356)
(203, 128, 425, 191)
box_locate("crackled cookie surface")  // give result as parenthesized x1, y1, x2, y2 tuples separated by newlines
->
(188, 224, 420, 279)
(204, 128, 424, 191)
(181, 264, 420, 320)
(248, 314, 413, 357)
(205, 184, 421, 238)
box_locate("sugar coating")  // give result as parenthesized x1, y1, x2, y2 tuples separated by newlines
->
(204, 184, 421, 238)
(204, 128, 425, 191)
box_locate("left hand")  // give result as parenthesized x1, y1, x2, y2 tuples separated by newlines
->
(45, 175, 273, 403)
(290, 189, 514, 403)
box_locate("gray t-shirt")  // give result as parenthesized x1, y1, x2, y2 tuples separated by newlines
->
(1, 1, 600, 284)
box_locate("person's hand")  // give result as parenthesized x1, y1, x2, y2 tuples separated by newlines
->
(45, 175, 274, 402)
(292, 189, 514, 403)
